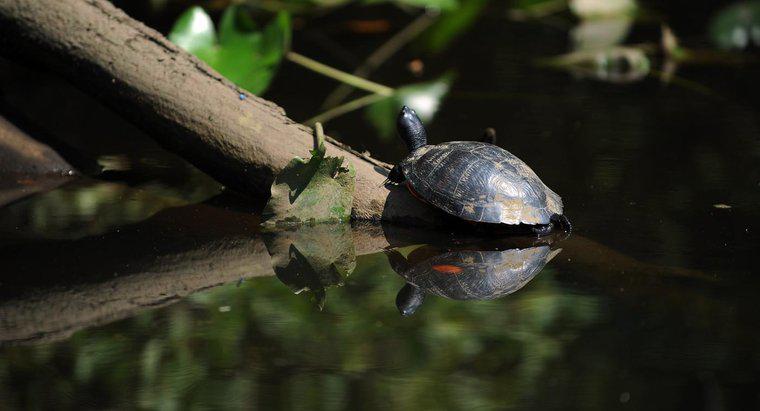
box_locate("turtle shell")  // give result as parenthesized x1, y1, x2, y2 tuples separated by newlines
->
(400, 245, 560, 300)
(400, 142, 563, 225)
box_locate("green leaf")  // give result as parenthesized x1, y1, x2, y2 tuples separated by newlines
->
(168, 6, 290, 95)
(363, 0, 459, 11)
(218, 5, 259, 48)
(365, 73, 454, 140)
(709, 1, 760, 50)
(262, 124, 355, 226)
(168, 6, 216, 54)
(261, 12, 292, 65)
(568, 0, 637, 19)
(570, 17, 633, 51)
(418, 0, 488, 54)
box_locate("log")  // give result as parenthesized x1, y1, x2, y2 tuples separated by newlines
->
(0, 115, 75, 175)
(0, 115, 76, 206)
(0, 0, 436, 224)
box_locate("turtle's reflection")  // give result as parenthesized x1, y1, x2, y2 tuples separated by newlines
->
(387, 242, 562, 316)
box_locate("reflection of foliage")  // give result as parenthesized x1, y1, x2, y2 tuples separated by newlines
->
(709, 1, 760, 50)
(264, 223, 357, 309)
(364, 73, 453, 139)
(544, 46, 650, 84)
(0, 254, 600, 409)
(570, 17, 632, 51)
(0, 177, 220, 240)
(169, 6, 290, 94)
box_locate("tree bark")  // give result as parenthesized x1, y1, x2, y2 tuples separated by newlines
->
(0, 115, 75, 175)
(0, 115, 76, 206)
(0, 0, 436, 224)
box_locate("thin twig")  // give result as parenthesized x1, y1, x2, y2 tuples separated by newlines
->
(304, 93, 388, 125)
(286, 51, 394, 96)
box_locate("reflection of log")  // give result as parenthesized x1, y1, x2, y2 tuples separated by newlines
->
(0, 175, 72, 208)
(0, 203, 391, 346)
(0, 195, 714, 346)
(0, 203, 274, 346)
(0, 0, 434, 225)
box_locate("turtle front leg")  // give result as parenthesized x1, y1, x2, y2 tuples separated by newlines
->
(384, 164, 405, 186)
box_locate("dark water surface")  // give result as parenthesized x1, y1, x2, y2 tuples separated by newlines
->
(1, 1, 759, 409)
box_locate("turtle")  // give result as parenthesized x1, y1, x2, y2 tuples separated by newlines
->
(386, 243, 562, 316)
(387, 106, 571, 235)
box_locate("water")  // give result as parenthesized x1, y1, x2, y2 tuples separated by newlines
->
(1, 1, 759, 409)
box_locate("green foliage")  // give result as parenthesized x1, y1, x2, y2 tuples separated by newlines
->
(570, 17, 633, 51)
(365, 73, 453, 139)
(262, 124, 356, 225)
(709, 1, 760, 50)
(168, 6, 291, 94)
(363, 0, 460, 11)
(544, 46, 650, 83)
(417, 0, 489, 53)
(568, 0, 637, 19)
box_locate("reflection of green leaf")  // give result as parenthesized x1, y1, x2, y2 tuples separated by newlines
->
(543, 47, 649, 84)
(365, 73, 453, 140)
(418, 0, 488, 54)
(168, 6, 290, 94)
(709, 1, 760, 50)
(262, 125, 355, 225)
(264, 224, 356, 309)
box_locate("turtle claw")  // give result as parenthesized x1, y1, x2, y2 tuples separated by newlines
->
(384, 164, 405, 187)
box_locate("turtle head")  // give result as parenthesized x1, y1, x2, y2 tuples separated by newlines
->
(396, 283, 425, 316)
(397, 106, 427, 152)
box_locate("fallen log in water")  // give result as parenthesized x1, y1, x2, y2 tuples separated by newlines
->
(0, 0, 436, 224)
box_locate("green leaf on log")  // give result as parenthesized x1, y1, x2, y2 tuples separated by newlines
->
(262, 123, 355, 226)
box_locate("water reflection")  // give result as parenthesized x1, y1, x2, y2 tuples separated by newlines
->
(387, 242, 561, 316)
(264, 224, 357, 310)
